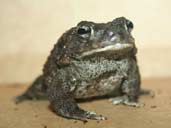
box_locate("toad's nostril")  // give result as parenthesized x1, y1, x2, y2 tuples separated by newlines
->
(126, 21, 134, 29)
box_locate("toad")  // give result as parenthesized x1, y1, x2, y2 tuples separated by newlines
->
(15, 17, 144, 121)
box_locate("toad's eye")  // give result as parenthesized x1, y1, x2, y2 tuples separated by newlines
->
(126, 21, 133, 29)
(77, 26, 91, 35)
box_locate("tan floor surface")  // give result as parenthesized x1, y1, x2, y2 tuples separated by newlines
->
(1, 78, 171, 128)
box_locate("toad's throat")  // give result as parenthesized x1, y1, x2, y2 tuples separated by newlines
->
(81, 43, 134, 57)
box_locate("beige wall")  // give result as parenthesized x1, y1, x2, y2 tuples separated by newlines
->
(0, 0, 171, 83)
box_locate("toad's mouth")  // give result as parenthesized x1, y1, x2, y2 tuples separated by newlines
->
(80, 43, 134, 58)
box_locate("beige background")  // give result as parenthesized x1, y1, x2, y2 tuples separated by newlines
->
(0, 0, 171, 84)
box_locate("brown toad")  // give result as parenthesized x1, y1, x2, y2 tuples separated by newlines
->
(16, 17, 145, 121)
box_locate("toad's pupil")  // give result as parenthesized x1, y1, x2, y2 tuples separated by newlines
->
(78, 28, 91, 34)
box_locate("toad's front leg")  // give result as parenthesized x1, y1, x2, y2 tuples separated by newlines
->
(110, 66, 144, 107)
(123, 71, 143, 107)
(47, 81, 106, 122)
(121, 67, 144, 107)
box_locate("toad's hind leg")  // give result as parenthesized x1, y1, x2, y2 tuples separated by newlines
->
(15, 75, 47, 104)
(48, 84, 106, 121)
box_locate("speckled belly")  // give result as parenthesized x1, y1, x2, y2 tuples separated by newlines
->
(74, 75, 123, 99)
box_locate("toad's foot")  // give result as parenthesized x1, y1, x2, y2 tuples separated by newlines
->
(14, 93, 47, 104)
(109, 95, 144, 107)
(63, 110, 107, 122)
(14, 94, 30, 104)
(85, 111, 107, 120)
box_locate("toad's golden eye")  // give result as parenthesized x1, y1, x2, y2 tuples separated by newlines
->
(77, 26, 91, 35)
